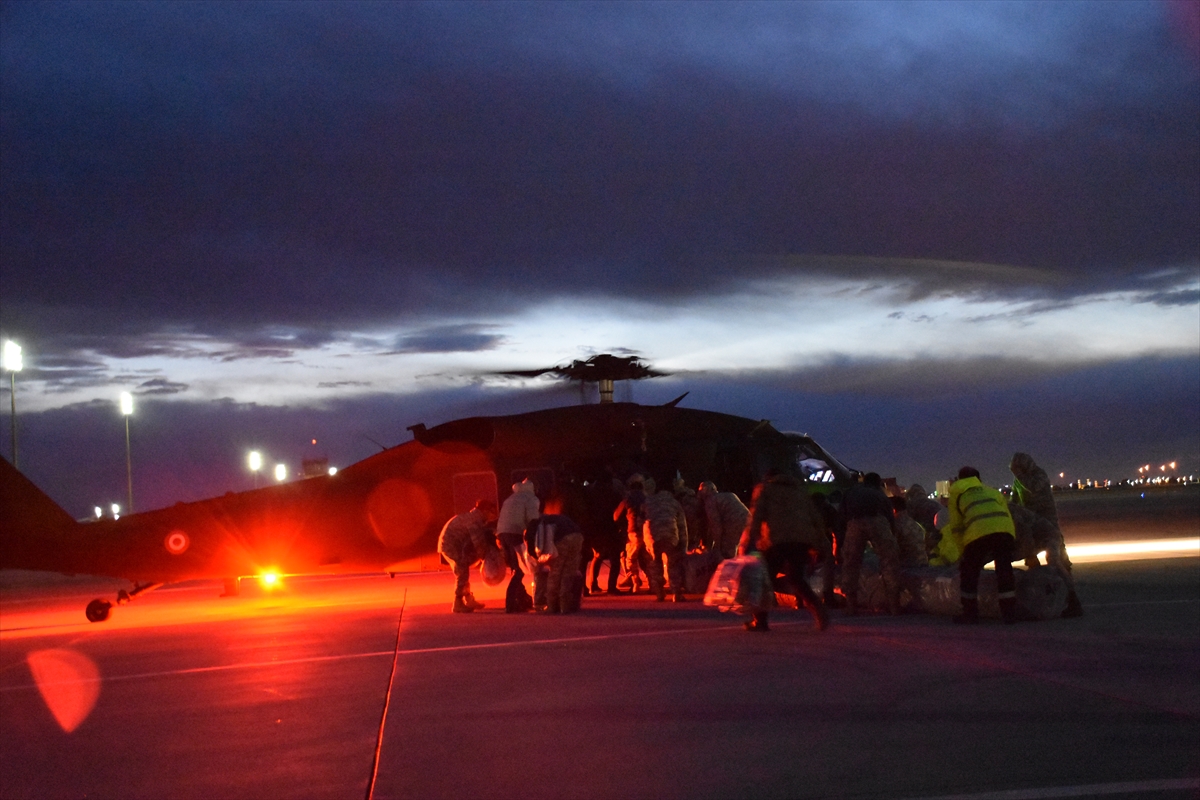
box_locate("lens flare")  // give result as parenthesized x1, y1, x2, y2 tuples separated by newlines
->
(27, 649, 101, 733)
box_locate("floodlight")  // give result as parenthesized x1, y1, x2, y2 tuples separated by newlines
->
(2, 341, 21, 372)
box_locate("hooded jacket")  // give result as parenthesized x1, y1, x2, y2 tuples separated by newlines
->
(1009, 452, 1059, 527)
(498, 478, 540, 535)
(741, 473, 831, 556)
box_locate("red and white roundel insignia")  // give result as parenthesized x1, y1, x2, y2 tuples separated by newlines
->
(164, 531, 190, 555)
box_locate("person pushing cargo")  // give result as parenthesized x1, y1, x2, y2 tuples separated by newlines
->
(1009, 452, 1083, 617)
(437, 500, 499, 613)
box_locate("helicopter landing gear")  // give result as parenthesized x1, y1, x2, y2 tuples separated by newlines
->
(84, 581, 163, 623)
(85, 599, 112, 622)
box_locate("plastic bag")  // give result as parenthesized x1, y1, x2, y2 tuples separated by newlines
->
(703, 554, 773, 614)
(480, 545, 507, 586)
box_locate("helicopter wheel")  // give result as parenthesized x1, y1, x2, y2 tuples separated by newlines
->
(85, 599, 113, 623)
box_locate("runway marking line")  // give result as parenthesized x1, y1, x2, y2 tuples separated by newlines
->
(5, 603, 1197, 693)
(907, 776, 1199, 799)
(0, 620, 744, 691)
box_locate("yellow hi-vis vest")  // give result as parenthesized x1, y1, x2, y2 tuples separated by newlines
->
(947, 476, 1015, 552)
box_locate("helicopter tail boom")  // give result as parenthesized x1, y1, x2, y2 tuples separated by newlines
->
(0, 457, 81, 570)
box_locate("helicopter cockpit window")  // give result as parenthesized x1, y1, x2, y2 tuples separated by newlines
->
(798, 458, 836, 483)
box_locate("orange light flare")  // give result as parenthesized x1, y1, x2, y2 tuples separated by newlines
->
(259, 570, 282, 590)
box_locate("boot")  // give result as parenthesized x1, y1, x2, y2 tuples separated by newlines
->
(953, 597, 979, 624)
(808, 599, 830, 632)
(464, 592, 485, 611)
(822, 590, 845, 609)
(744, 612, 769, 632)
(452, 595, 474, 613)
(672, 592, 689, 602)
(1062, 590, 1084, 618)
(999, 597, 1018, 625)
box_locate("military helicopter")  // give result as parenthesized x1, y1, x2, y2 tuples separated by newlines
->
(0, 354, 854, 622)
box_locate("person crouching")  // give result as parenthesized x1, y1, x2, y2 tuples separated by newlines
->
(437, 500, 499, 613)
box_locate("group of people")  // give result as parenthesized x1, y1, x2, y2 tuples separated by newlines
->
(828, 452, 1082, 625)
(436, 451, 1082, 628)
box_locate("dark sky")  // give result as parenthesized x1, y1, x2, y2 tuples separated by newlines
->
(2, 1, 1198, 516)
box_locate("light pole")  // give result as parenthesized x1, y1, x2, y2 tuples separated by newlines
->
(120, 391, 134, 513)
(248, 450, 263, 488)
(3, 341, 22, 468)
(274, 463, 287, 482)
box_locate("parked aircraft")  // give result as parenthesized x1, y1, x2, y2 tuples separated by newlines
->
(1, 395, 854, 623)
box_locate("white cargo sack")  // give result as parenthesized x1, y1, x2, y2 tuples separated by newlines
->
(480, 545, 507, 586)
(703, 554, 773, 615)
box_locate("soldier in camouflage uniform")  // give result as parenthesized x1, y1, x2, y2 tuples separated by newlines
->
(891, 497, 929, 568)
(1010, 452, 1082, 617)
(672, 477, 702, 553)
(697, 482, 750, 559)
(437, 500, 498, 613)
(643, 486, 689, 602)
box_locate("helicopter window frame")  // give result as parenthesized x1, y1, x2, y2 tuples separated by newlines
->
(451, 471, 499, 516)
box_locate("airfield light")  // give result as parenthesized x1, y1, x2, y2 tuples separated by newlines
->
(119, 391, 134, 514)
(260, 571, 280, 588)
(94, 506, 103, 520)
(2, 340, 22, 373)
(4, 340, 22, 469)
(274, 463, 287, 482)
(328, 466, 338, 476)
(111, 503, 121, 520)
(248, 450, 263, 488)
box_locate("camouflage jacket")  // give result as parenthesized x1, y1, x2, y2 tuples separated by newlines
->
(437, 509, 493, 562)
(643, 490, 687, 546)
(1011, 453, 1059, 527)
(703, 491, 750, 551)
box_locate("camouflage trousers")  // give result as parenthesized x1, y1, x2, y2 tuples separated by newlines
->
(842, 515, 901, 610)
(644, 535, 686, 597)
(1024, 523, 1076, 591)
(546, 532, 584, 611)
(441, 550, 476, 600)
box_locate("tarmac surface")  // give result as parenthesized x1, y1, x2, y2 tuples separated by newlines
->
(1, 547, 1198, 800)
